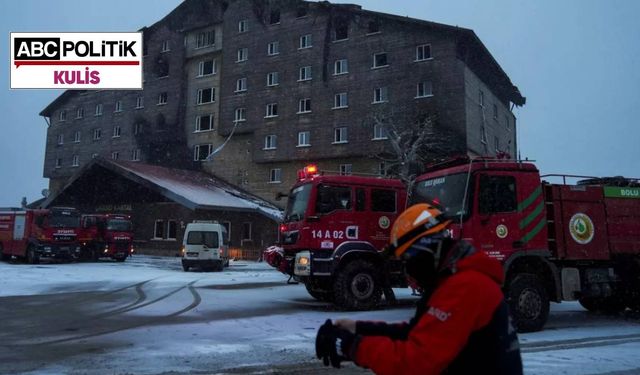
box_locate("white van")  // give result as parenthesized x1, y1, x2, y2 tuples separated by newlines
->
(181, 221, 229, 272)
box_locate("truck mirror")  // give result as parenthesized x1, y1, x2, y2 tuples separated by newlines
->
(275, 191, 288, 201)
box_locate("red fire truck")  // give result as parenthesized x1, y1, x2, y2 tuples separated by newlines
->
(0, 207, 82, 263)
(80, 214, 134, 262)
(266, 165, 408, 310)
(409, 156, 640, 332)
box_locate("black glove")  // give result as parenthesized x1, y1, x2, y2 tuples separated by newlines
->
(315, 319, 356, 368)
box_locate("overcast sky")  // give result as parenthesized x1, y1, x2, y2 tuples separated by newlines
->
(2, 0, 639, 206)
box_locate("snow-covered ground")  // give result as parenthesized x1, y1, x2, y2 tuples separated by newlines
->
(0, 255, 639, 374)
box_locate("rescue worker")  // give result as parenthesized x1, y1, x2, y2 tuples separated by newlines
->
(315, 203, 522, 374)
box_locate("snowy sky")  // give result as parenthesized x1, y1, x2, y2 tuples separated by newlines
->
(2, 0, 639, 206)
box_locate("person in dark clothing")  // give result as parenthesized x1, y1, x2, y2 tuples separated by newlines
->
(315, 203, 522, 374)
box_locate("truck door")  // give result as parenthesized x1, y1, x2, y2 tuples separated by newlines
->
(474, 173, 521, 261)
(313, 184, 356, 251)
(12, 214, 26, 255)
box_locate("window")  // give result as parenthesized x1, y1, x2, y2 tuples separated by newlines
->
(268, 41, 279, 56)
(334, 59, 348, 75)
(55, 158, 62, 168)
(197, 88, 215, 104)
(265, 103, 278, 118)
(371, 189, 397, 212)
(334, 22, 348, 41)
(479, 90, 485, 107)
(198, 60, 216, 76)
(196, 114, 214, 132)
(76, 107, 84, 119)
(154, 220, 165, 239)
(94, 104, 102, 116)
(270, 9, 280, 24)
(373, 124, 387, 140)
(73, 131, 81, 143)
(134, 123, 143, 135)
(161, 40, 170, 52)
(505, 115, 511, 131)
(58, 110, 66, 122)
(111, 151, 119, 160)
(132, 149, 140, 161)
(57, 134, 64, 145)
(373, 87, 388, 103)
(493, 104, 498, 119)
(299, 66, 312, 81)
(114, 100, 123, 112)
(297, 131, 310, 146)
(72, 155, 79, 167)
(416, 44, 432, 61)
(356, 188, 366, 211)
(264, 135, 277, 150)
(236, 78, 247, 92)
(299, 34, 312, 49)
(237, 48, 248, 62)
(234, 108, 246, 122)
(479, 175, 517, 214)
(334, 127, 348, 143)
(195, 30, 215, 48)
(112, 126, 121, 138)
(136, 96, 144, 109)
(495, 136, 501, 152)
(267, 72, 279, 86)
(238, 20, 248, 33)
(378, 162, 386, 176)
(481, 125, 487, 144)
(298, 98, 311, 113)
(334, 93, 348, 109)
(373, 52, 388, 68)
(222, 222, 231, 243)
(242, 222, 252, 241)
(367, 19, 380, 34)
(416, 81, 433, 98)
(93, 128, 102, 140)
(269, 168, 282, 183)
(156, 92, 167, 105)
(167, 220, 177, 240)
(194, 144, 213, 161)
(339, 164, 352, 176)
(316, 185, 351, 213)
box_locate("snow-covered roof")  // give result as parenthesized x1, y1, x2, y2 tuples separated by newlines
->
(42, 158, 283, 221)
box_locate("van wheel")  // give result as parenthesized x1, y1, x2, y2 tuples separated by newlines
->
(26, 246, 39, 265)
(182, 263, 189, 272)
(507, 273, 549, 333)
(334, 260, 382, 310)
(214, 262, 224, 272)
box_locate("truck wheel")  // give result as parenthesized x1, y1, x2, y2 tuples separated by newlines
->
(304, 282, 334, 302)
(507, 273, 549, 333)
(579, 295, 626, 313)
(182, 263, 190, 272)
(115, 256, 126, 263)
(26, 246, 39, 265)
(0, 244, 9, 262)
(334, 260, 382, 311)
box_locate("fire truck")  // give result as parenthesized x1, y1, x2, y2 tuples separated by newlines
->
(80, 214, 134, 262)
(266, 165, 408, 310)
(408, 156, 640, 332)
(0, 207, 82, 263)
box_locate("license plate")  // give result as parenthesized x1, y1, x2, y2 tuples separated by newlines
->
(60, 247, 69, 251)
(186, 252, 199, 257)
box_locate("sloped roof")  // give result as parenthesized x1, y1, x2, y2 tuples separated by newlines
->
(41, 158, 283, 221)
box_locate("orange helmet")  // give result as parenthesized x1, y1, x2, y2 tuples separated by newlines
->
(388, 203, 451, 258)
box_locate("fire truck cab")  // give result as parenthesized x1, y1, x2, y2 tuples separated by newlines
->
(411, 156, 640, 332)
(0, 207, 82, 263)
(276, 165, 407, 310)
(80, 214, 134, 262)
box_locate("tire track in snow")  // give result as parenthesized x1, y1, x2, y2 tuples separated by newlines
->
(521, 333, 640, 353)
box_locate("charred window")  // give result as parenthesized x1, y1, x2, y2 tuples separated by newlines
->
(478, 175, 517, 214)
(315, 185, 352, 214)
(334, 21, 348, 41)
(367, 19, 380, 34)
(296, 4, 308, 18)
(270, 9, 280, 24)
(371, 189, 396, 213)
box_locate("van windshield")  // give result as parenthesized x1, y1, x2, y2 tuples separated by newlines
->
(187, 231, 219, 248)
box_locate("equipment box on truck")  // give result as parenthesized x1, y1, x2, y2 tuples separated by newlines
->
(181, 221, 229, 272)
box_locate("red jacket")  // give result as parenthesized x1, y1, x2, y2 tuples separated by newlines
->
(353, 250, 522, 374)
